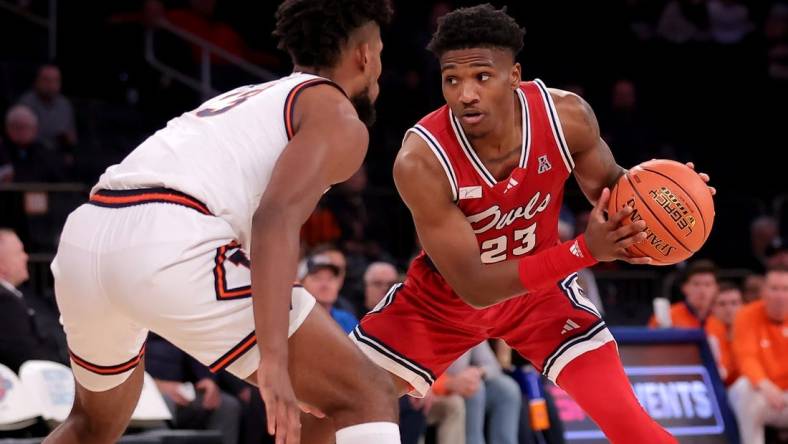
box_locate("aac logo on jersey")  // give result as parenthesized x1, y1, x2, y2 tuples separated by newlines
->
(538, 155, 552, 174)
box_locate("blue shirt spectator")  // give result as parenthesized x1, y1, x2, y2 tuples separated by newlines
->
(330, 306, 359, 333)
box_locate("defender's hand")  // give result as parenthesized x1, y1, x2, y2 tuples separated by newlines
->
(257, 359, 302, 444)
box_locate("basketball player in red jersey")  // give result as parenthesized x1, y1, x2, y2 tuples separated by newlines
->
(353, 5, 712, 443)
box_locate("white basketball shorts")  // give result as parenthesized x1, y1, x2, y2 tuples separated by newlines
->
(52, 188, 316, 392)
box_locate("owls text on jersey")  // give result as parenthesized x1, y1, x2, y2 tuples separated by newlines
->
(406, 79, 574, 266)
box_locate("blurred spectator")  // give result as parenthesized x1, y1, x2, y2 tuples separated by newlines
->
(427, 388, 467, 444)
(163, 0, 281, 69)
(492, 340, 567, 444)
(298, 253, 358, 333)
(2, 105, 65, 182)
(0, 228, 67, 372)
(711, 281, 744, 329)
(625, 0, 665, 40)
(327, 166, 370, 251)
(324, 165, 391, 266)
(601, 79, 667, 168)
(18, 64, 77, 154)
(438, 342, 522, 444)
(728, 265, 788, 444)
(311, 244, 348, 284)
(649, 259, 719, 328)
(0, 145, 10, 182)
(657, 0, 710, 43)
(301, 205, 342, 251)
(363, 261, 399, 311)
(765, 238, 788, 269)
(707, 281, 743, 385)
(766, 3, 788, 82)
(707, 0, 754, 44)
(396, 394, 429, 444)
(146, 334, 241, 444)
(743, 273, 765, 303)
(745, 216, 779, 273)
(308, 244, 360, 316)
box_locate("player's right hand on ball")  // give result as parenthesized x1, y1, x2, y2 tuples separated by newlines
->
(258, 359, 302, 444)
(585, 188, 652, 265)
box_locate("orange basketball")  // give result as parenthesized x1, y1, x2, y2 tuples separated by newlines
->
(608, 159, 715, 266)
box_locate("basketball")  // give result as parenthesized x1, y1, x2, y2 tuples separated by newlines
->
(608, 159, 715, 266)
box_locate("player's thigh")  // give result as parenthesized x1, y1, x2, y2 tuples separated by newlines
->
(352, 283, 486, 398)
(499, 273, 614, 384)
(52, 233, 148, 392)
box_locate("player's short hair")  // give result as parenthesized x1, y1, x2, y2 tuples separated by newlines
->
(682, 259, 718, 284)
(427, 4, 525, 58)
(274, 0, 393, 68)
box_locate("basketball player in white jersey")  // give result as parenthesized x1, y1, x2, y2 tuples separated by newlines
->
(44, 1, 400, 444)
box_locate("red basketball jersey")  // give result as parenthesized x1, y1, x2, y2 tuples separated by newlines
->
(406, 79, 575, 293)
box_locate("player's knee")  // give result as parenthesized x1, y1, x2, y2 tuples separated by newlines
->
(332, 359, 398, 418)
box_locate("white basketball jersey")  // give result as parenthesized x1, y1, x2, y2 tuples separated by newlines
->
(94, 72, 337, 249)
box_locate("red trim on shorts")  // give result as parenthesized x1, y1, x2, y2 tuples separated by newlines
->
(90, 188, 212, 215)
(209, 332, 257, 373)
(69, 344, 146, 376)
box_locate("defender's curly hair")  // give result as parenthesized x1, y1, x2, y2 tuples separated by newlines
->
(274, 0, 393, 68)
(427, 4, 525, 58)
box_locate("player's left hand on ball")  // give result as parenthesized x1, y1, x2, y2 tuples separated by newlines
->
(618, 247, 653, 265)
(685, 162, 716, 196)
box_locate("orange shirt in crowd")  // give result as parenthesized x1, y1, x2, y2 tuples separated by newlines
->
(705, 316, 739, 386)
(432, 373, 450, 396)
(648, 302, 703, 328)
(732, 300, 788, 390)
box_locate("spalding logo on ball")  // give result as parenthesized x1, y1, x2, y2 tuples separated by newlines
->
(609, 159, 715, 266)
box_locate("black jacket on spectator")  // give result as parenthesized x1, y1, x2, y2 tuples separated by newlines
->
(145, 333, 214, 383)
(0, 140, 65, 183)
(0, 284, 68, 372)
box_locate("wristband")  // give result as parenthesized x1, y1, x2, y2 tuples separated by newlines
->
(517, 234, 598, 291)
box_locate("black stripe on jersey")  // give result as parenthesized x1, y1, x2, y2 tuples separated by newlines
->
(369, 282, 403, 314)
(516, 88, 532, 169)
(541, 319, 606, 378)
(559, 273, 601, 318)
(449, 113, 497, 187)
(283, 78, 347, 140)
(534, 79, 575, 172)
(352, 325, 436, 385)
(412, 125, 459, 202)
